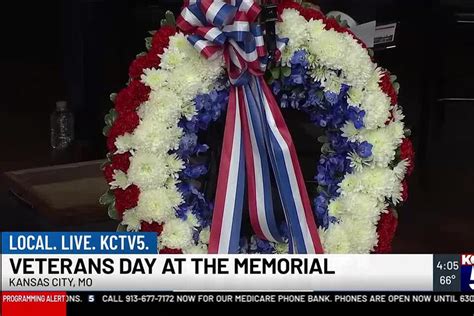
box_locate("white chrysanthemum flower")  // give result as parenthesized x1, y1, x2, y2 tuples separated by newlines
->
(159, 218, 194, 250)
(391, 179, 404, 205)
(141, 68, 169, 90)
(359, 88, 391, 130)
(342, 219, 379, 253)
(277, 9, 309, 63)
(135, 187, 183, 224)
(122, 208, 141, 231)
(340, 122, 361, 141)
(393, 159, 409, 180)
(132, 117, 183, 153)
(199, 227, 210, 244)
(340, 167, 399, 201)
(159, 47, 187, 71)
(348, 151, 371, 172)
(128, 152, 170, 189)
(110, 170, 130, 189)
(319, 224, 352, 254)
(181, 100, 198, 120)
(359, 122, 403, 168)
(307, 28, 346, 70)
(347, 86, 364, 106)
(183, 243, 208, 254)
(328, 194, 384, 224)
(167, 65, 207, 99)
(138, 88, 183, 123)
(274, 242, 289, 254)
(338, 172, 363, 195)
(392, 106, 405, 121)
(165, 153, 185, 179)
(366, 67, 384, 91)
(114, 133, 134, 154)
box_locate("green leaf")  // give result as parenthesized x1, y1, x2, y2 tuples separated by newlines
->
(368, 48, 374, 58)
(109, 108, 118, 122)
(148, 30, 156, 36)
(117, 224, 128, 232)
(108, 202, 120, 220)
(264, 70, 274, 85)
(317, 135, 328, 143)
(104, 113, 113, 127)
(136, 52, 147, 58)
(392, 82, 400, 94)
(270, 67, 281, 80)
(390, 74, 397, 83)
(99, 190, 114, 206)
(110, 93, 117, 103)
(165, 11, 176, 26)
(145, 37, 152, 51)
(281, 66, 292, 77)
(321, 143, 334, 154)
(102, 125, 111, 137)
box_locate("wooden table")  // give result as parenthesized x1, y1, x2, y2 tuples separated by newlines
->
(3, 160, 109, 226)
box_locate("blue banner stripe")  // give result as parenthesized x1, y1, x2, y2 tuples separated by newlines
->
(243, 83, 283, 242)
(228, 133, 246, 253)
(266, 131, 307, 253)
(253, 77, 306, 253)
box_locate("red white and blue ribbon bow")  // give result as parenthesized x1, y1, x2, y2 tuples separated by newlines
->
(177, 0, 324, 254)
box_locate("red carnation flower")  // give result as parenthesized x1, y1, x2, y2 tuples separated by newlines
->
(160, 247, 183, 254)
(103, 163, 114, 184)
(107, 111, 140, 152)
(111, 152, 131, 173)
(277, 0, 303, 18)
(114, 80, 151, 115)
(128, 53, 161, 80)
(151, 25, 177, 54)
(400, 138, 415, 176)
(324, 18, 345, 33)
(141, 221, 164, 234)
(114, 185, 140, 217)
(379, 72, 398, 105)
(301, 7, 325, 21)
(374, 210, 398, 254)
(401, 180, 409, 202)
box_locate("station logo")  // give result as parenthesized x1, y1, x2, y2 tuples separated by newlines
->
(461, 254, 474, 291)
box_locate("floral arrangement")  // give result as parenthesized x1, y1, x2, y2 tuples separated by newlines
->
(101, 0, 414, 254)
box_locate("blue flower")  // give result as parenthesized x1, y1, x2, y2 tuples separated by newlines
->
(324, 91, 338, 105)
(290, 50, 309, 68)
(183, 164, 208, 179)
(272, 80, 281, 95)
(356, 141, 373, 158)
(249, 236, 275, 254)
(347, 106, 365, 129)
(177, 133, 198, 158)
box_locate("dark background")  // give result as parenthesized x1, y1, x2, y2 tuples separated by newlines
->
(1, 0, 473, 252)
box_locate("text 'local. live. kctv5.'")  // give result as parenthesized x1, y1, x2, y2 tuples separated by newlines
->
(1, 0, 474, 314)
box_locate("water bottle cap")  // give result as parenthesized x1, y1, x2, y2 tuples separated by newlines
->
(56, 101, 68, 111)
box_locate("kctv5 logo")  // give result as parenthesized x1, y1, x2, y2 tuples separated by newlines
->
(461, 254, 474, 291)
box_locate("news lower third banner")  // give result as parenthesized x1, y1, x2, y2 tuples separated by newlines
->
(1, 232, 474, 292)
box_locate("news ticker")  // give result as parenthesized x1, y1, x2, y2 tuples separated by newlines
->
(1, 232, 474, 292)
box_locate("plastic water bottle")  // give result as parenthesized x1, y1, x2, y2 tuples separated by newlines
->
(50, 101, 74, 149)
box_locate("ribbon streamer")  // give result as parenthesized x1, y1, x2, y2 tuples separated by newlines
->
(177, 0, 324, 254)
